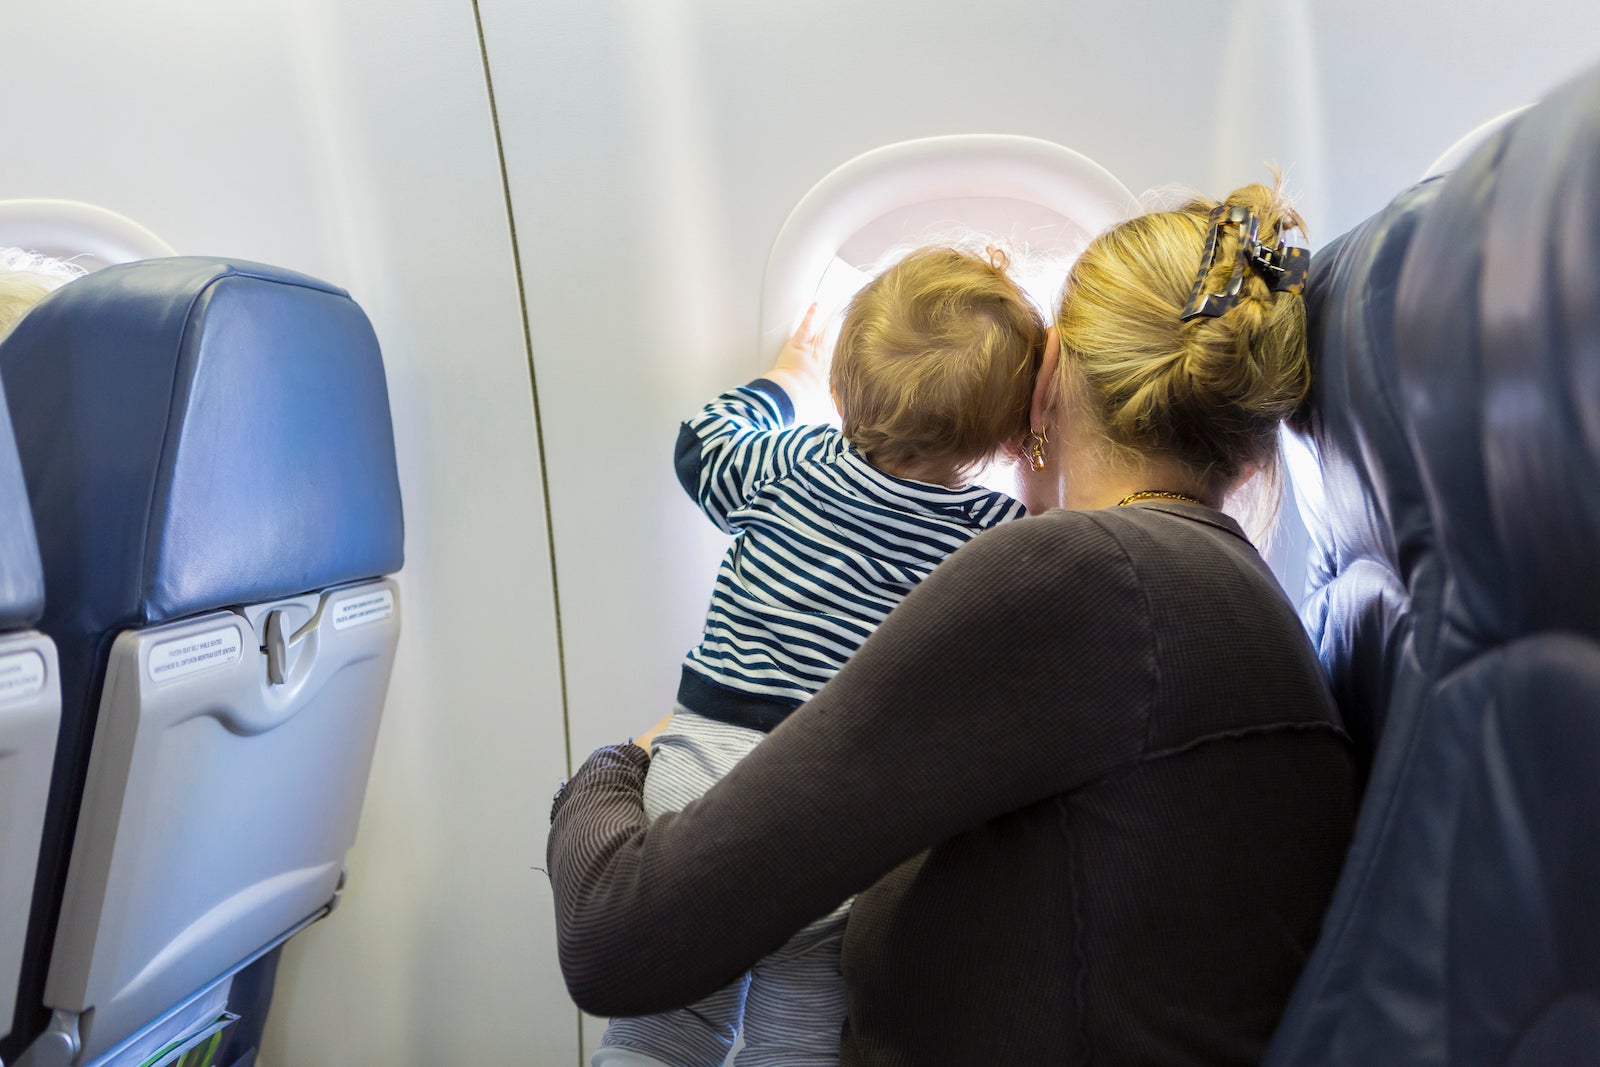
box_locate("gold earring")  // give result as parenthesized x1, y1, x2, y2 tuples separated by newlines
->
(1029, 428, 1048, 472)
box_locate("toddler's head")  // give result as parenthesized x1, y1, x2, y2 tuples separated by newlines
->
(830, 246, 1046, 486)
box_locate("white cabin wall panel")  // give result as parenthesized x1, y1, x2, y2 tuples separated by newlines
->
(6, 3, 574, 1064)
(1309, 0, 1600, 236)
(1210, 1, 1330, 235)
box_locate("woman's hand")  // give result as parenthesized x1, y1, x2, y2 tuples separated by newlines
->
(630, 713, 676, 756)
(763, 304, 837, 425)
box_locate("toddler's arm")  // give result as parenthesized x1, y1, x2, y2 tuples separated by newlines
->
(674, 305, 844, 533)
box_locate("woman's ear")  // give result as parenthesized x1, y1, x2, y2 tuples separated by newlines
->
(1030, 328, 1061, 431)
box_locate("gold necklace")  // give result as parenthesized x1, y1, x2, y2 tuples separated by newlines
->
(1117, 490, 1206, 507)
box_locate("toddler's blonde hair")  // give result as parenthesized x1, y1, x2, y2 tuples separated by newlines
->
(831, 246, 1046, 485)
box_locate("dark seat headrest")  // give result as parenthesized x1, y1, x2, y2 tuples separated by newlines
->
(1400, 75, 1600, 655)
(1268, 61, 1600, 1065)
(1290, 179, 1447, 766)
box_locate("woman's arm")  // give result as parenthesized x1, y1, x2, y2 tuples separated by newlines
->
(547, 510, 1155, 1015)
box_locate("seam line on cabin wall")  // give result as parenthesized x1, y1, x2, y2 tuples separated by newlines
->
(469, 3, 585, 1050)
(470, 5, 575, 777)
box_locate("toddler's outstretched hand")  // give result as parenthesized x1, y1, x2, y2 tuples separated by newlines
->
(764, 304, 837, 425)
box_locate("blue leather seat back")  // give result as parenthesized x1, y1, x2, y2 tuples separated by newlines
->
(1268, 64, 1600, 1065)
(0, 257, 403, 1061)
(0, 348, 60, 1048)
(2, 257, 403, 646)
(0, 371, 42, 631)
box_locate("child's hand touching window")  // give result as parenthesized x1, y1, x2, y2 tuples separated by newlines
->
(764, 303, 838, 425)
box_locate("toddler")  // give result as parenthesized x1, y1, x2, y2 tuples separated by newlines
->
(597, 246, 1045, 1067)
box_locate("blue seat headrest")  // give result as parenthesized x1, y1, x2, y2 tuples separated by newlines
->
(0, 372, 42, 630)
(0, 256, 404, 645)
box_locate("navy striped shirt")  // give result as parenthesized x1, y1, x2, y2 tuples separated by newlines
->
(674, 379, 1025, 731)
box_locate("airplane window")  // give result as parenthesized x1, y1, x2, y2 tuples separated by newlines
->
(761, 136, 1139, 497)
(0, 198, 174, 272)
(761, 134, 1140, 350)
(830, 194, 1095, 320)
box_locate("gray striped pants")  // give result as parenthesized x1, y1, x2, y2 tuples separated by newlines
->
(596, 709, 849, 1067)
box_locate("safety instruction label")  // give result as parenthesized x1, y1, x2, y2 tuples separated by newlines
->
(0, 650, 46, 704)
(148, 625, 243, 684)
(332, 588, 394, 631)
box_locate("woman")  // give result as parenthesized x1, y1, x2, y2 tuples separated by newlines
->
(548, 182, 1356, 1066)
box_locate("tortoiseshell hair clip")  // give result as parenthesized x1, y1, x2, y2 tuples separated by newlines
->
(1179, 204, 1309, 322)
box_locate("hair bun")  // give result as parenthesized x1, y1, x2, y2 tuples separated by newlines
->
(1054, 175, 1311, 500)
(1180, 182, 1309, 424)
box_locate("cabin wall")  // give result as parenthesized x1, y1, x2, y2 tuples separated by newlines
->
(7, 2, 573, 1064)
(1309, 0, 1600, 235)
(4, 2, 1600, 1065)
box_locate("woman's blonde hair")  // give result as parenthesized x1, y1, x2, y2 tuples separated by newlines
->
(1055, 181, 1308, 507)
(832, 246, 1046, 484)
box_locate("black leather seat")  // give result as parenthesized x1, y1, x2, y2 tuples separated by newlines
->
(1269, 62, 1600, 1066)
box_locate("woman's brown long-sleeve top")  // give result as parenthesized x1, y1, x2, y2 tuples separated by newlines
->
(549, 502, 1357, 1066)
